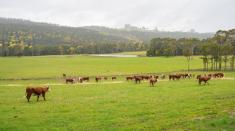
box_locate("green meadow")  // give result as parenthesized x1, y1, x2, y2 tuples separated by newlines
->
(0, 53, 235, 130)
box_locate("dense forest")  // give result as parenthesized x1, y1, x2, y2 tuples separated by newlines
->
(146, 29, 235, 71)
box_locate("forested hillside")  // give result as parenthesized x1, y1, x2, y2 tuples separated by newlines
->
(82, 26, 215, 42)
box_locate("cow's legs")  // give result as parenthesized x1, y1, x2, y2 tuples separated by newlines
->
(37, 95, 39, 101)
(43, 93, 46, 101)
(27, 94, 32, 102)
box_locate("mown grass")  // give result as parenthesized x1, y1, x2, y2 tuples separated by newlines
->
(0, 54, 234, 130)
(0, 71, 235, 130)
(0, 55, 207, 79)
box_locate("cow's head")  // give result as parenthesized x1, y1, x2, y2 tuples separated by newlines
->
(157, 79, 159, 82)
(223, 73, 225, 76)
(46, 86, 51, 92)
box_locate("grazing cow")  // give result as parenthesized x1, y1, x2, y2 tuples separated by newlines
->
(153, 75, 159, 79)
(83, 77, 89, 82)
(184, 73, 192, 78)
(95, 77, 102, 82)
(126, 76, 134, 82)
(198, 76, 211, 86)
(192, 74, 195, 78)
(112, 77, 116, 81)
(142, 75, 150, 80)
(66, 78, 76, 84)
(169, 75, 175, 81)
(174, 74, 183, 81)
(150, 78, 159, 87)
(134, 77, 142, 84)
(63, 74, 67, 77)
(104, 77, 107, 80)
(161, 74, 165, 79)
(24, 86, 51, 102)
(217, 72, 225, 78)
(133, 76, 141, 79)
(78, 77, 83, 83)
(178, 74, 185, 78)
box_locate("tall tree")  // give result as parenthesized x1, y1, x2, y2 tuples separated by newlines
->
(182, 47, 191, 71)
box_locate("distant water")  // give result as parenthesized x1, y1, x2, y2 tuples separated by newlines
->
(90, 54, 138, 57)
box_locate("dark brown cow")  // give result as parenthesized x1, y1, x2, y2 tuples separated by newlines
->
(104, 77, 107, 80)
(78, 77, 83, 83)
(95, 77, 102, 82)
(63, 74, 67, 77)
(161, 74, 165, 79)
(133, 76, 141, 79)
(142, 75, 150, 80)
(169, 75, 175, 81)
(134, 77, 141, 84)
(217, 73, 225, 78)
(66, 78, 76, 84)
(24, 86, 51, 102)
(126, 76, 134, 82)
(198, 76, 211, 85)
(178, 74, 185, 78)
(112, 77, 116, 80)
(150, 78, 159, 87)
(83, 77, 89, 82)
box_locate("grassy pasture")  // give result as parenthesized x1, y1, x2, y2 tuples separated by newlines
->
(0, 54, 235, 130)
(0, 55, 205, 79)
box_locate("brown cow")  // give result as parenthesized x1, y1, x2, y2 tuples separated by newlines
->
(63, 74, 67, 77)
(24, 86, 51, 102)
(150, 78, 159, 87)
(161, 74, 165, 79)
(134, 77, 141, 84)
(169, 75, 175, 81)
(126, 76, 134, 82)
(178, 74, 185, 78)
(78, 77, 83, 83)
(133, 76, 141, 79)
(217, 73, 225, 78)
(198, 76, 211, 86)
(104, 77, 107, 80)
(192, 74, 195, 78)
(174, 74, 183, 81)
(66, 78, 76, 84)
(208, 73, 212, 78)
(196, 75, 201, 80)
(95, 77, 102, 82)
(142, 75, 150, 80)
(83, 77, 89, 82)
(153, 75, 159, 79)
(112, 77, 116, 81)
(185, 73, 192, 78)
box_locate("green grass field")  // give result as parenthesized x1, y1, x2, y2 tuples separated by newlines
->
(0, 54, 206, 79)
(0, 54, 234, 130)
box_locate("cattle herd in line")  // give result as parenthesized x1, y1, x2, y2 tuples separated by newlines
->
(23, 72, 225, 102)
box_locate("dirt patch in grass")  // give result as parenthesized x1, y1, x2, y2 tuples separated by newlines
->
(0, 84, 25, 86)
(213, 77, 235, 80)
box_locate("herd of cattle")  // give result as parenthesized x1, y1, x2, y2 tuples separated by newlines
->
(23, 72, 225, 102)
(63, 72, 225, 86)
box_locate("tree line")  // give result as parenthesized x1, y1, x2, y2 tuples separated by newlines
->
(147, 29, 235, 71)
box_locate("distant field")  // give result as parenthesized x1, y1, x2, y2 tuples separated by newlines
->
(0, 54, 208, 79)
(113, 51, 147, 56)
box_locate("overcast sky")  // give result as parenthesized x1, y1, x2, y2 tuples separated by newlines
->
(0, 0, 234, 33)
